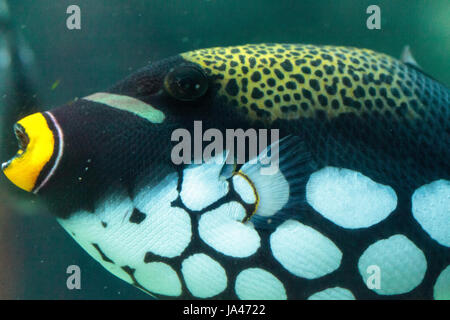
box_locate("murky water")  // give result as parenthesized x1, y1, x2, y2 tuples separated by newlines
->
(0, 0, 448, 299)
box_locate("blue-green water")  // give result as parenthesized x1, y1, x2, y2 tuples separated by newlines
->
(0, 0, 448, 299)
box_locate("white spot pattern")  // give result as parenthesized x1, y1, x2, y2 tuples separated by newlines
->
(270, 220, 342, 279)
(58, 172, 192, 295)
(306, 167, 397, 229)
(235, 268, 287, 300)
(232, 174, 256, 204)
(358, 234, 427, 295)
(308, 287, 356, 300)
(133, 173, 192, 258)
(181, 253, 227, 298)
(134, 262, 182, 297)
(412, 179, 450, 247)
(433, 265, 450, 300)
(180, 159, 229, 211)
(198, 202, 260, 257)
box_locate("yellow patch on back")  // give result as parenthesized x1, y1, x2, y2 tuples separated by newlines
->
(181, 43, 422, 122)
(2, 113, 55, 192)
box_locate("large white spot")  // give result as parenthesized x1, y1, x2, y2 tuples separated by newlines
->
(181, 253, 227, 298)
(358, 234, 427, 295)
(306, 167, 397, 229)
(132, 173, 192, 259)
(412, 179, 450, 247)
(308, 287, 356, 300)
(434, 265, 450, 300)
(232, 174, 256, 204)
(134, 262, 182, 297)
(270, 220, 342, 279)
(198, 202, 260, 257)
(58, 172, 192, 289)
(180, 159, 229, 211)
(235, 268, 287, 300)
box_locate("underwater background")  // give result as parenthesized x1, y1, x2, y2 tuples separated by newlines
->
(0, 0, 448, 299)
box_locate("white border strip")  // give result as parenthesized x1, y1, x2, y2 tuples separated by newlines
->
(33, 112, 65, 194)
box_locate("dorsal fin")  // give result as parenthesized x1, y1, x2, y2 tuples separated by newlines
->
(401, 45, 421, 69)
(400, 45, 445, 85)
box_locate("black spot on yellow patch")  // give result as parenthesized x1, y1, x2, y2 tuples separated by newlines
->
(251, 71, 262, 82)
(318, 94, 328, 106)
(274, 69, 284, 80)
(286, 81, 297, 90)
(343, 77, 352, 88)
(264, 99, 273, 108)
(309, 79, 320, 92)
(280, 59, 293, 72)
(251, 87, 264, 99)
(301, 66, 311, 74)
(226, 79, 239, 96)
(311, 59, 321, 67)
(354, 86, 366, 98)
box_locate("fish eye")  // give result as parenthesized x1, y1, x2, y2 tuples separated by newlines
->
(163, 65, 208, 101)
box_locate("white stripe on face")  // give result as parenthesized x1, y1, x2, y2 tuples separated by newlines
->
(84, 92, 166, 123)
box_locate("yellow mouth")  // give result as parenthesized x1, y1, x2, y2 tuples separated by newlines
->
(2, 113, 55, 192)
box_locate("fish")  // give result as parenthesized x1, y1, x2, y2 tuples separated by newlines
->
(1, 43, 449, 299)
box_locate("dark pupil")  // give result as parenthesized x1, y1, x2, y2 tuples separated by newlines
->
(179, 77, 195, 91)
(166, 65, 208, 101)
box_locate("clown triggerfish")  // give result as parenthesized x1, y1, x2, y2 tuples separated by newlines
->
(1, 44, 449, 299)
